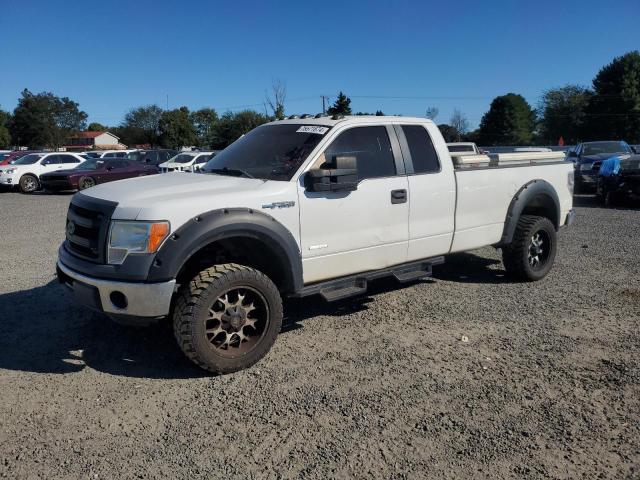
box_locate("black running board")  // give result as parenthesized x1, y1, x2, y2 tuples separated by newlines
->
(292, 256, 444, 302)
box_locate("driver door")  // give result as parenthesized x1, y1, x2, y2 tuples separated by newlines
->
(297, 125, 409, 284)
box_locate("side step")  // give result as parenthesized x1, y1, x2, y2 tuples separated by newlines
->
(293, 256, 444, 302)
(392, 261, 434, 283)
(319, 278, 367, 302)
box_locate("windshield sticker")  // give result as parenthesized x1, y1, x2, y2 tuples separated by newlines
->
(296, 126, 329, 135)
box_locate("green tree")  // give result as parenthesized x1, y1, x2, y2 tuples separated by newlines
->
(584, 51, 640, 142)
(212, 110, 269, 149)
(537, 85, 592, 144)
(437, 124, 460, 143)
(87, 122, 108, 132)
(9, 89, 87, 148)
(159, 106, 197, 148)
(190, 108, 219, 147)
(478, 93, 535, 145)
(121, 104, 163, 147)
(0, 106, 11, 148)
(327, 92, 352, 116)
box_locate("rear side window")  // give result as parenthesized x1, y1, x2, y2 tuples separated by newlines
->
(324, 126, 395, 181)
(58, 154, 81, 164)
(402, 126, 440, 174)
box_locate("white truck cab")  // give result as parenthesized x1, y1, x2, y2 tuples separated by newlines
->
(57, 116, 575, 373)
(0, 152, 85, 192)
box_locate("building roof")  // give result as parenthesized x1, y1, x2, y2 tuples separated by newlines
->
(70, 131, 120, 140)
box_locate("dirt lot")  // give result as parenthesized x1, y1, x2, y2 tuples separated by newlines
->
(0, 191, 638, 479)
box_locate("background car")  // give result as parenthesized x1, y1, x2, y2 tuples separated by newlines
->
(40, 157, 158, 192)
(568, 140, 635, 192)
(158, 151, 215, 172)
(126, 149, 177, 166)
(0, 152, 84, 192)
(0, 150, 40, 166)
(99, 149, 138, 158)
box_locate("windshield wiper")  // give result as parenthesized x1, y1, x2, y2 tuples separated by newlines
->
(207, 167, 255, 179)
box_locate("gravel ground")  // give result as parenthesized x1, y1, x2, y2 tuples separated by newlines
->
(0, 191, 639, 479)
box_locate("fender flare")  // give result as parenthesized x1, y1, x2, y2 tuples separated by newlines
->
(146, 208, 303, 292)
(498, 179, 560, 246)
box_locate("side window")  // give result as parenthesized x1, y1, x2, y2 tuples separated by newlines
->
(401, 125, 440, 174)
(109, 160, 126, 169)
(324, 126, 395, 181)
(43, 155, 59, 165)
(59, 155, 80, 164)
(195, 154, 209, 164)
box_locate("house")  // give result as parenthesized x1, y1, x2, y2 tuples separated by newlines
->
(67, 131, 126, 150)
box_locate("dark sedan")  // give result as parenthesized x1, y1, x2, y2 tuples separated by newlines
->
(567, 141, 635, 192)
(40, 158, 157, 192)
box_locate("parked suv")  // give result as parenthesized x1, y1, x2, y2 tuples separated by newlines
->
(158, 151, 215, 173)
(57, 116, 574, 374)
(0, 152, 84, 192)
(127, 149, 178, 167)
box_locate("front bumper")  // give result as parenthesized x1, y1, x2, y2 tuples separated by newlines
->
(57, 260, 176, 319)
(0, 172, 15, 185)
(41, 178, 75, 191)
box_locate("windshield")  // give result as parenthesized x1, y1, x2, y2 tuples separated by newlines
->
(75, 159, 105, 170)
(582, 142, 631, 156)
(84, 152, 101, 158)
(13, 154, 43, 165)
(170, 153, 197, 164)
(202, 124, 328, 181)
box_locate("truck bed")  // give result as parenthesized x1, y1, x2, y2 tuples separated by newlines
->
(450, 153, 573, 253)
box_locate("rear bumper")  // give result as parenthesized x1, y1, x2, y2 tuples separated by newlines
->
(56, 260, 176, 320)
(564, 209, 576, 227)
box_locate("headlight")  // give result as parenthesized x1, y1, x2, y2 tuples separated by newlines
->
(107, 220, 170, 265)
(4, 168, 16, 174)
(579, 162, 593, 171)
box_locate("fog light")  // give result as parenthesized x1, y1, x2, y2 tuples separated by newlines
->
(110, 291, 128, 309)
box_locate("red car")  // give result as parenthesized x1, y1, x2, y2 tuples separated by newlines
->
(40, 157, 158, 191)
(0, 150, 39, 166)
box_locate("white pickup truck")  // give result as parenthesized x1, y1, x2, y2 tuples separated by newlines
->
(56, 116, 575, 373)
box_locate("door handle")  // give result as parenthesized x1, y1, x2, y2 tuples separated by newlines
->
(391, 189, 407, 204)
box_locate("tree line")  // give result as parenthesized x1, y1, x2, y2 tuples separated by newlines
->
(1, 51, 639, 150)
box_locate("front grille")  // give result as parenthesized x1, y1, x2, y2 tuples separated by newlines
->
(65, 194, 117, 263)
(592, 161, 602, 172)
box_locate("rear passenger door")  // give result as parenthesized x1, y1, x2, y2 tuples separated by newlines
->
(395, 124, 456, 260)
(298, 125, 409, 284)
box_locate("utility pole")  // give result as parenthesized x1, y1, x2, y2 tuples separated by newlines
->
(321, 95, 328, 114)
(166, 94, 169, 110)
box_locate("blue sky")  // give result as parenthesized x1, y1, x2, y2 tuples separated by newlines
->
(1, 0, 639, 128)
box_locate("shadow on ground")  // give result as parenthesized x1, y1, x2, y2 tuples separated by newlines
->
(0, 253, 507, 378)
(573, 193, 640, 210)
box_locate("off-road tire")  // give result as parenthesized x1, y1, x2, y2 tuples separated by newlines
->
(502, 215, 557, 281)
(173, 263, 283, 374)
(19, 174, 39, 193)
(78, 176, 96, 190)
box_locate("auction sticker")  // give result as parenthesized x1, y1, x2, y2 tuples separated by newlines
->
(296, 126, 329, 134)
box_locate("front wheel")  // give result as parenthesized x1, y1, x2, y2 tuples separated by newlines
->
(502, 215, 557, 281)
(173, 263, 283, 374)
(19, 174, 39, 193)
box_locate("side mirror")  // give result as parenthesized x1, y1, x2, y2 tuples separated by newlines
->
(631, 146, 637, 154)
(567, 151, 578, 158)
(305, 155, 358, 192)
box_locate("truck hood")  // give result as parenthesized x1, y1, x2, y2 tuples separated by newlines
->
(79, 172, 296, 223)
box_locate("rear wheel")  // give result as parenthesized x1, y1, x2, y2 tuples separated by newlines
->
(78, 176, 96, 190)
(173, 263, 282, 374)
(19, 174, 39, 193)
(502, 215, 557, 281)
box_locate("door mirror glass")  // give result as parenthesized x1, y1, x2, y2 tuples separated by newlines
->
(567, 150, 578, 158)
(305, 155, 358, 192)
